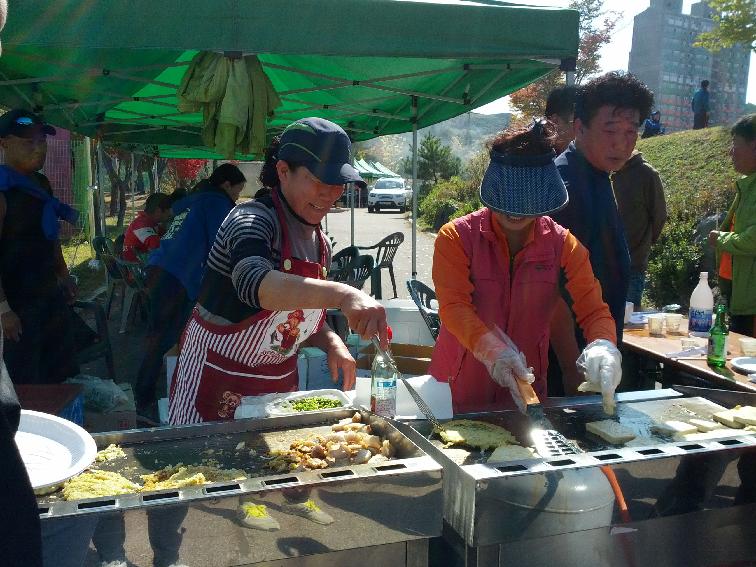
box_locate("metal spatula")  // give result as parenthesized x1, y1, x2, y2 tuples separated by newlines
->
(512, 379, 581, 454)
(371, 337, 444, 431)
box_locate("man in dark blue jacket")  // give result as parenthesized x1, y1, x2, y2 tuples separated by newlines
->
(692, 80, 710, 130)
(552, 72, 654, 345)
(135, 164, 246, 419)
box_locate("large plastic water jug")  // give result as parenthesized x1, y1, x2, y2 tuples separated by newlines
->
(688, 271, 713, 337)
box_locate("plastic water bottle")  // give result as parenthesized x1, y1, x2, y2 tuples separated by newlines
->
(370, 328, 397, 418)
(706, 303, 729, 367)
(688, 271, 714, 337)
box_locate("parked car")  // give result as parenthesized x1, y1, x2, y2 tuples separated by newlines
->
(367, 178, 412, 213)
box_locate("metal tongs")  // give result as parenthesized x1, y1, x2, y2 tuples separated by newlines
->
(371, 336, 444, 431)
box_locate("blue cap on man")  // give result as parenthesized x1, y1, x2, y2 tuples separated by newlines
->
(0, 109, 56, 138)
(278, 117, 365, 188)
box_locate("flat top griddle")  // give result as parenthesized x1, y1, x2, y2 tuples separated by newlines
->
(39, 412, 419, 505)
(407, 395, 751, 467)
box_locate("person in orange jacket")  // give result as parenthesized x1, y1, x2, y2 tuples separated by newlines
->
(429, 120, 621, 414)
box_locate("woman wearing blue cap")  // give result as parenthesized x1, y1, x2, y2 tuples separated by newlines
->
(429, 121, 621, 414)
(169, 118, 387, 424)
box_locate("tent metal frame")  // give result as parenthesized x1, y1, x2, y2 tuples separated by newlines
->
(1, 1, 578, 291)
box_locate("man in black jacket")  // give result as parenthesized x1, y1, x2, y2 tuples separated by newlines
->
(0, 2, 43, 564)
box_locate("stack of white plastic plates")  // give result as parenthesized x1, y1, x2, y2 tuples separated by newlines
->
(732, 357, 756, 375)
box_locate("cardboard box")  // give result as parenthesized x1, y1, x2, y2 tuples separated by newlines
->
(16, 383, 84, 426)
(356, 342, 434, 377)
(165, 343, 180, 395)
(298, 347, 343, 390)
(84, 383, 137, 432)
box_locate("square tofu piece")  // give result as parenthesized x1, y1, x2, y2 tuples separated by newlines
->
(689, 418, 724, 433)
(487, 445, 538, 463)
(712, 409, 745, 429)
(654, 420, 698, 437)
(733, 406, 756, 426)
(586, 420, 636, 444)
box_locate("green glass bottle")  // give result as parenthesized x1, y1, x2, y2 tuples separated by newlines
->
(707, 303, 728, 368)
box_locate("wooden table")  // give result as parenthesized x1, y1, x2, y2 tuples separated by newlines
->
(622, 319, 756, 393)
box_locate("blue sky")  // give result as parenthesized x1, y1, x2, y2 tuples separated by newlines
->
(474, 0, 756, 114)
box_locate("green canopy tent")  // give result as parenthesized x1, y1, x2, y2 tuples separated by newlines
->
(355, 159, 385, 179)
(0, 0, 578, 277)
(371, 162, 401, 178)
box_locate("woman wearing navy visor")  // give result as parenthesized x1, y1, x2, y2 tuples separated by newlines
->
(170, 118, 388, 424)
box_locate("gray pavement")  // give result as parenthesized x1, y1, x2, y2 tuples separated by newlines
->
(324, 205, 437, 300)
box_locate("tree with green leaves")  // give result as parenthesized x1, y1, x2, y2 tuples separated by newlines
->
(413, 133, 462, 185)
(509, 0, 619, 118)
(695, 0, 756, 53)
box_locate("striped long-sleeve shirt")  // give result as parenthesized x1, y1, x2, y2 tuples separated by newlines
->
(198, 192, 331, 324)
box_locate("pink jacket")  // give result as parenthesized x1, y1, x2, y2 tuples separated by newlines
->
(428, 208, 567, 414)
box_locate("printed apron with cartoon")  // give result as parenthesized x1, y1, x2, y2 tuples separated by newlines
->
(169, 190, 328, 425)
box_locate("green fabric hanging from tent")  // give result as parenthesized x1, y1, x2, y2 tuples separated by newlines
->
(0, 0, 579, 158)
(177, 52, 280, 158)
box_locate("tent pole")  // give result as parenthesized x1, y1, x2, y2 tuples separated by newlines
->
(350, 182, 355, 247)
(130, 153, 136, 223)
(561, 57, 577, 87)
(96, 142, 106, 238)
(411, 96, 419, 280)
(154, 156, 159, 194)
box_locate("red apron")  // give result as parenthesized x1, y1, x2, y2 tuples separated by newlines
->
(169, 190, 328, 425)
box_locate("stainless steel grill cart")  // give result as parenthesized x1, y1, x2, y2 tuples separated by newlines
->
(395, 386, 756, 567)
(39, 409, 443, 567)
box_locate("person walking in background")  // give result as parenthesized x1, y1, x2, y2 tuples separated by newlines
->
(545, 85, 577, 154)
(121, 192, 172, 262)
(641, 110, 665, 139)
(612, 150, 667, 309)
(692, 80, 710, 130)
(134, 163, 246, 421)
(710, 114, 756, 337)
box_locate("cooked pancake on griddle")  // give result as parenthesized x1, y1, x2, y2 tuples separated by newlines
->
(435, 419, 517, 450)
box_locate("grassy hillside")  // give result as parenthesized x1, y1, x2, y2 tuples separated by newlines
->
(636, 126, 738, 221)
(636, 126, 741, 308)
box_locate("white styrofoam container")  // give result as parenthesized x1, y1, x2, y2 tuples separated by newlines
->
(379, 299, 435, 346)
(353, 374, 452, 420)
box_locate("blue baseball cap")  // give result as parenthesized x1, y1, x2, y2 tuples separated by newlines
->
(278, 117, 365, 188)
(0, 109, 56, 138)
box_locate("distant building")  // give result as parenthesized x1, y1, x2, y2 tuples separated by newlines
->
(628, 0, 750, 132)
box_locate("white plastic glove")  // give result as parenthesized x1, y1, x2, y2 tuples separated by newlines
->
(473, 327, 534, 413)
(577, 339, 622, 415)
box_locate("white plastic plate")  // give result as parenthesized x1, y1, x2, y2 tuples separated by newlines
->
(731, 357, 756, 375)
(235, 389, 352, 419)
(265, 389, 351, 416)
(14, 410, 97, 490)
